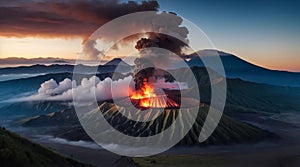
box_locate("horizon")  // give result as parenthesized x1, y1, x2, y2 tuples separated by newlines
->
(1, 49, 299, 73)
(0, 0, 299, 72)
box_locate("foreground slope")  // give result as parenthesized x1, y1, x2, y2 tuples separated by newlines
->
(0, 127, 90, 167)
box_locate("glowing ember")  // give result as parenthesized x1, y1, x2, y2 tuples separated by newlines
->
(130, 80, 179, 108)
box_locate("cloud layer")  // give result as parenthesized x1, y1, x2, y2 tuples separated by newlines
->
(5, 75, 187, 103)
(25, 76, 134, 102)
(0, 0, 159, 38)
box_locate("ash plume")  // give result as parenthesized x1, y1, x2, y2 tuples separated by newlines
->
(133, 12, 189, 90)
(135, 32, 188, 56)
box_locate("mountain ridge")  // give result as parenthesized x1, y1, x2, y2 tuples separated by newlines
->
(187, 50, 300, 87)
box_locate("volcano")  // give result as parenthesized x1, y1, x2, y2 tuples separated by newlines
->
(129, 57, 188, 109)
(129, 80, 180, 108)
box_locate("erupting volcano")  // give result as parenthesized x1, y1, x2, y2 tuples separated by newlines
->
(128, 14, 190, 109)
(130, 78, 179, 108)
(128, 56, 182, 109)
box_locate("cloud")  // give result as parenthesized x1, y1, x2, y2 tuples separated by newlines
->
(0, 1, 191, 61)
(38, 78, 75, 96)
(135, 12, 189, 56)
(4, 75, 188, 103)
(82, 39, 103, 59)
(0, 0, 160, 60)
(0, 0, 159, 39)
(84, 11, 191, 60)
(8, 76, 134, 102)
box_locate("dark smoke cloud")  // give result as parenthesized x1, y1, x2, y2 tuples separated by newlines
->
(83, 10, 190, 60)
(135, 33, 188, 56)
(135, 12, 189, 56)
(0, 0, 159, 39)
(133, 12, 189, 75)
(133, 12, 189, 90)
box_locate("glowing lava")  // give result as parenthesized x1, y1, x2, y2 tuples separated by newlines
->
(130, 80, 179, 108)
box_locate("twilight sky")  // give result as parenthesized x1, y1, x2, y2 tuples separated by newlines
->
(0, 0, 299, 71)
(158, 0, 300, 72)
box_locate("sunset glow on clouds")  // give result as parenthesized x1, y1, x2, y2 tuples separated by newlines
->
(0, 0, 299, 72)
(0, 0, 159, 60)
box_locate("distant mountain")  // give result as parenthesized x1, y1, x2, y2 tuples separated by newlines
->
(104, 58, 131, 67)
(0, 57, 74, 65)
(0, 127, 89, 167)
(103, 58, 133, 73)
(1, 52, 299, 87)
(53, 60, 69, 63)
(0, 64, 82, 75)
(0, 63, 133, 75)
(187, 50, 300, 87)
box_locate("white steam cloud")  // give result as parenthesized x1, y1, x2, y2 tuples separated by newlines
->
(4, 76, 188, 103)
(8, 76, 134, 103)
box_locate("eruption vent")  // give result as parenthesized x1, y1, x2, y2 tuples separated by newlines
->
(130, 79, 179, 108)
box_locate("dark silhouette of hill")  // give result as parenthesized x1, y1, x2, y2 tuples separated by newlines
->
(104, 58, 131, 67)
(0, 127, 90, 167)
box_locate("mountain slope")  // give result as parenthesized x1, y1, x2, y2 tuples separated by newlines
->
(21, 108, 79, 127)
(21, 102, 275, 146)
(0, 127, 90, 167)
(187, 50, 300, 87)
(170, 66, 300, 113)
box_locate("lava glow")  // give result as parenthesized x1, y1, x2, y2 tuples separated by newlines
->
(130, 82, 156, 100)
(130, 81, 179, 108)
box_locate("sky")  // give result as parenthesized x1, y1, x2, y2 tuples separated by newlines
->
(158, 0, 300, 72)
(0, 0, 299, 72)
